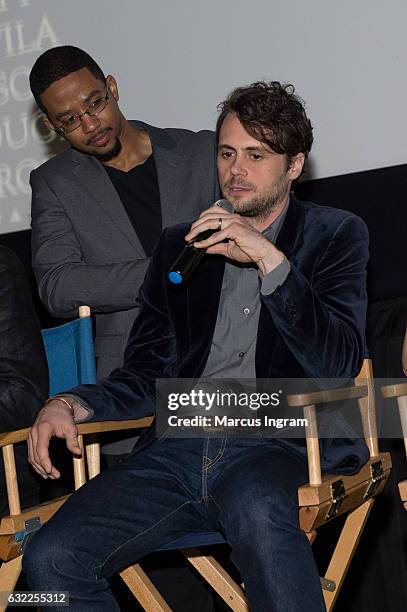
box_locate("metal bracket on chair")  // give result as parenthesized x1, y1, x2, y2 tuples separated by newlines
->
(320, 577, 336, 592)
(325, 479, 346, 519)
(363, 460, 385, 500)
(15, 516, 42, 553)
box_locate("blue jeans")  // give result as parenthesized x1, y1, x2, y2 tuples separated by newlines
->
(23, 435, 326, 612)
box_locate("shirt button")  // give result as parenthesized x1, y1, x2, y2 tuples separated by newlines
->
(243, 307, 251, 315)
(238, 351, 245, 358)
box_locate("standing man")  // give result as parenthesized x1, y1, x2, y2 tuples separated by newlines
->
(29, 45, 218, 391)
(29, 45, 219, 611)
(25, 81, 369, 611)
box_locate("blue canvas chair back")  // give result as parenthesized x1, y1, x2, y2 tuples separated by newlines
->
(41, 313, 96, 396)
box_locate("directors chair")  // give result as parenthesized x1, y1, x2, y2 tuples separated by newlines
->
(0, 307, 152, 610)
(100, 359, 391, 611)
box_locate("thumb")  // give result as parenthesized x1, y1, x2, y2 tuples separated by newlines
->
(65, 431, 82, 456)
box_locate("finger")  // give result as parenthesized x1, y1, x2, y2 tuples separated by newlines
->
(189, 225, 235, 249)
(190, 208, 234, 231)
(35, 426, 56, 475)
(28, 429, 49, 478)
(66, 432, 82, 457)
(27, 434, 46, 477)
(186, 216, 233, 243)
(205, 243, 230, 256)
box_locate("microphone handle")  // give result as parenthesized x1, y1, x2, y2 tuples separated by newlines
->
(168, 229, 216, 285)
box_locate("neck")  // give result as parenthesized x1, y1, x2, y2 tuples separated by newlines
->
(102, 118, 152, 171)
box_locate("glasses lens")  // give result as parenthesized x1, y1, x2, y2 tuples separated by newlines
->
(57, 92, 108, 134)
(88, 96, 108, 115)
(60, 118, 81, 133)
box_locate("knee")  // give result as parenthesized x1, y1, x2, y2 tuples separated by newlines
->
(23, 528, 56, 585)
(23, 526, 76, 588)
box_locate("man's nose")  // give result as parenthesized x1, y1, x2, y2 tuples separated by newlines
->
(80, 112, 100, 133)
(230, 158, 247, 176)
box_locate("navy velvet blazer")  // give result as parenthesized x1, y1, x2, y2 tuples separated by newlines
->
(73, 196, 370, 473)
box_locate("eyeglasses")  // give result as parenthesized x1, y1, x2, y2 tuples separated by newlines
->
(54, 88, 110, 134)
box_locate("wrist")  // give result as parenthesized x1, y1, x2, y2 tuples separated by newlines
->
(258, 250, 285, 276)
(43, 396, 91, 422)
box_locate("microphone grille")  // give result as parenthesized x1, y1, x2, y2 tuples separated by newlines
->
(214, 198, 234, 213)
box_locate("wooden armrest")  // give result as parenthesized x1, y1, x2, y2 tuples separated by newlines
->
(381, 383, 407, 399)
(0, 418, 154, 448)
(286, 385, 368, 407)
(76, 418, 153, 435)
(0, 428, 31, 447)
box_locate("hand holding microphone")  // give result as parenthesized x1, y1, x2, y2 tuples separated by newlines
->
(167, 199, 285, 284)
(167, 199, 234, 284)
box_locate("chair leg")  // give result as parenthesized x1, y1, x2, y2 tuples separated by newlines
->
(119, 564, 172, 612)
(182, 547, 248, 612)
(0, 557, 22, 612)
(322, 499, 374, 611)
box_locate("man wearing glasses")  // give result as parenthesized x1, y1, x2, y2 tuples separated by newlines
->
(29, 45, 218, 434)
(28, 45, 218, 611)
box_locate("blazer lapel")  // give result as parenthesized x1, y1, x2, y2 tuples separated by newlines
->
(71, 149, 146, 257)
(132, 121, 183, 229)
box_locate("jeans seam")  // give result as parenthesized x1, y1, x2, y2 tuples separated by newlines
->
(93, 499, 193, 576)
(202, 438, 209, 500)
(203, 436, 227, 469)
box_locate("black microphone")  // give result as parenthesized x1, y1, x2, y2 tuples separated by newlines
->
(167, 199, 234, 285)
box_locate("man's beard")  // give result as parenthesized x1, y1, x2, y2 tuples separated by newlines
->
(225, 172, 289, 222)
(92, 137, 122, 162)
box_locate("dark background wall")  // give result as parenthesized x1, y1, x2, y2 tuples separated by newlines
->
(2, 162, 405, 327)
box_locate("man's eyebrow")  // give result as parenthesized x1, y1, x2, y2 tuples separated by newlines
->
(217, 144, 235, 150)
(55, 89, 103, 119)
(217, 143, 269, 153)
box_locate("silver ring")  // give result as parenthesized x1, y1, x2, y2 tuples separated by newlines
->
(217, 217, 222, 230)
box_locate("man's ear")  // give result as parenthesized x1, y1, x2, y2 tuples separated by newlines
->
(41, 114, 54, 132)
(287, 153, 305, 180)
(106, 75, 119, 102)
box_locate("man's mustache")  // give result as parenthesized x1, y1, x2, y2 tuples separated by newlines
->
(223, 179, 256, 190)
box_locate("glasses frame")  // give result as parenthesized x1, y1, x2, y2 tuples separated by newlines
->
(53, 86, 110, 135)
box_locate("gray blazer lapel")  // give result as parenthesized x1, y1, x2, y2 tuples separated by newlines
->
(132, 121, 183, 228)
(71, 149, 146, 257)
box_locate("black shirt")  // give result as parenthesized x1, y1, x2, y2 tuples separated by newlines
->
(104, 155, 162, 256)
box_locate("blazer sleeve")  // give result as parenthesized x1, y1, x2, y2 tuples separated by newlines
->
(66, 232, 176, 421)
(261, 214, 369, 379)
(0, 248, 49, 432)
(30, 170, 150, 318)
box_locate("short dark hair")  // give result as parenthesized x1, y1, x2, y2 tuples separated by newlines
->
(216, 81, 313, 162)
(30, 45, 106, 114)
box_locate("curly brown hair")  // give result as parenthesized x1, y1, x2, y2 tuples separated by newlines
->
(216, 81, 313, 164)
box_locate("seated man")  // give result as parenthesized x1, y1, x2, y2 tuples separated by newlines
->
(0, 246, 48, 515)
(24, 81, 369, 612)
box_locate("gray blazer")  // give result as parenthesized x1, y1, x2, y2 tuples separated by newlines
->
(31, 121, 219, 378)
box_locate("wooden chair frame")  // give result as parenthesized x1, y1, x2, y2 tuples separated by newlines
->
(0, 360, 391, 611)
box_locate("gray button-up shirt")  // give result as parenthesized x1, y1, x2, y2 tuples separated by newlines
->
(202, 200, 291, 379)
